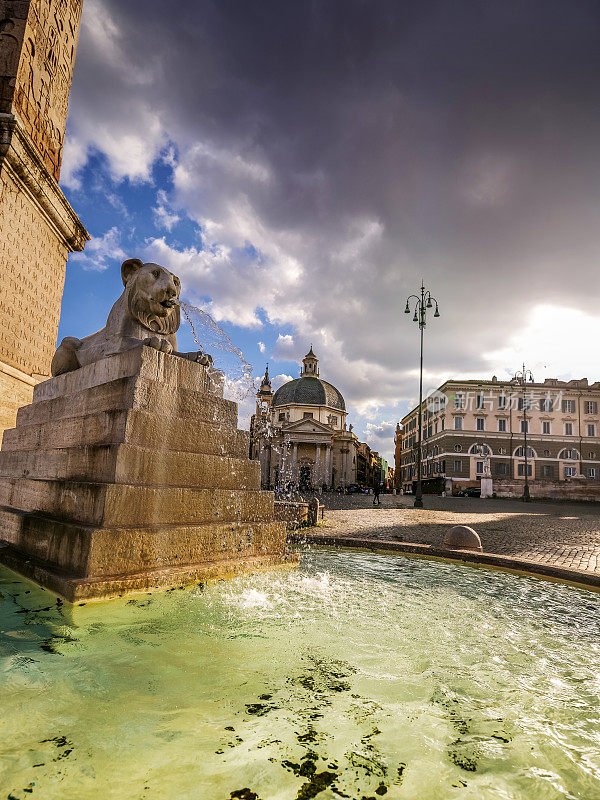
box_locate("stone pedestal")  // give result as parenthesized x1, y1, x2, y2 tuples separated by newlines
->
(0, 345, 297, 601)
(480, 477, 493, 498)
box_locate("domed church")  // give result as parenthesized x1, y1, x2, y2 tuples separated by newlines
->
(250, 348, 359, 490)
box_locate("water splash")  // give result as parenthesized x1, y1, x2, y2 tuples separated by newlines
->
(178, 300, 255, 401)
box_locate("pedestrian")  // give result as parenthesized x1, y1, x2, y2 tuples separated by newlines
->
(373, 483, 381, 505)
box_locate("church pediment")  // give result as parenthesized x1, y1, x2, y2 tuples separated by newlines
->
(283, 418, 333, 434)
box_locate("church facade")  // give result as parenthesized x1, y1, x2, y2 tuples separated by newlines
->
(249, 348, 359, 490)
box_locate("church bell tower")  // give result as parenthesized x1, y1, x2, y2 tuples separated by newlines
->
(301, 346, 319, 377)
(256, 364, 273, 416)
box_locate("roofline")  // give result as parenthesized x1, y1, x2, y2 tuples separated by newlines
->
(400, 376, 600, 424)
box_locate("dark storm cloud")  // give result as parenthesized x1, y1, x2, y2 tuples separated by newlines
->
(65, 0, 600, 414)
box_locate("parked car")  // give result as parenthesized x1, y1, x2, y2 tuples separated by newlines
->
(346, 484, 361, 494)
(456, 486, 481, 498)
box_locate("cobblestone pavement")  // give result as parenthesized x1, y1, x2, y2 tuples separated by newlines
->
(313, 493, 600, 574)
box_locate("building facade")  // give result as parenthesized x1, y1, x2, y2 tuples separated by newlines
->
(249, 349, 359, 490)
(400, 376, 600, 493)
(0, 0, 88, 436)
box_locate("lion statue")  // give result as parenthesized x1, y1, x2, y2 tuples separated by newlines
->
(51, 258, 212, 376)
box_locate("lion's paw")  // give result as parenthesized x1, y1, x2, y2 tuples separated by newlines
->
(143, 336, 173, 354)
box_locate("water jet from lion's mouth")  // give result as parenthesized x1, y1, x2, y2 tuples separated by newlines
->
(176, 298, 256, 402)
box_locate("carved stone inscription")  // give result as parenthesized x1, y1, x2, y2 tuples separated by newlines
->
(0, 166, 67, 376)
(0, 0, 84, 181)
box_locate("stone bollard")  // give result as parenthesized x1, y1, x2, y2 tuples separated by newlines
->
(308, 496, 322, 526)
(443, 525, 483, 552)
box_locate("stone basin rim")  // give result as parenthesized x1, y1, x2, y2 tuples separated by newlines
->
(288, 533, 600, 593)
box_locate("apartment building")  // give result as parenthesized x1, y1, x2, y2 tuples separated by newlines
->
(399, 376, 600, 493)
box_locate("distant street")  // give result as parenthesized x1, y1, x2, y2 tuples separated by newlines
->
(311, 493, 600, 575)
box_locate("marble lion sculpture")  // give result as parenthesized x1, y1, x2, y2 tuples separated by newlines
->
(51, 258, 211, 376)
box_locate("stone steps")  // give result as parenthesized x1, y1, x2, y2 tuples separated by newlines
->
(0, 478, 273, 527)
(3, 409, 249, 458)
(32, 344, 224, 403)
(0, 511, 285, 578)
(0, 345, 295, 600)
(0, 443, 260, 488)
(16, 377, 239, 428)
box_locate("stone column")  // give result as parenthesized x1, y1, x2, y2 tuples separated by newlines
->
(325, 445, 332, 487)
(315, 445, 321, 485)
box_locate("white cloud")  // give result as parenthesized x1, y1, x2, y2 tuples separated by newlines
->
(70, 226, 125, 271)
(273, 334, 295, 359)
(273, 373, 293, 390)
(484, 304, 600, 382)
(258, 341, 266, 353)
(153, 190, 180, 231)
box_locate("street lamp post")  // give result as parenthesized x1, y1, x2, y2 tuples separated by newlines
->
(405, 282, 440, 508)
(514, 363, 534, 502)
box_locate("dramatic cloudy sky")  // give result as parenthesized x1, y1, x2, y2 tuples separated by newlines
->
(58, 0, 600, 461)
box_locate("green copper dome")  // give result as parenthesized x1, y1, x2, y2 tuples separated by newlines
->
(272, 376, 346, 411)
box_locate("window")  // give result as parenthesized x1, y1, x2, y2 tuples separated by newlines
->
(498, 418, 507, 432)
(441, 418, 445, 431)
(542, 421, 551, 434)
(541, 465, 554, 478)
(453, 460, 462, 472)
(454, 394, 464, 409)
(515, 446, 534, 457)
(434, 422, 438, 434)
(454, 444, 462, 452)
(565, 466, 576, 478)
(589, 451, 596, 459)
(544, 449, 550, 457)
(330, 416, 338, 426)
(539, 398, 554, 412)
(476, 461, 484, 474)
(476, 417, 485, 431)
(278, 413, 286, 422)
(564, 423, 573, 436)
(563, 399, 576, 413)
(587, 424, 596, 437)
(476, 394, 485, 410)
(498, 395, 507, 410)
(563, 449, 577, 459)
(587, 468, 597, 478)
(518, 463, 533, 476)
(454, 417, 463, 430)
(520, 420, 529, 434)
(585, 401, 598, 415)
(495, 463, 509, 475)
(303, 412, 314, 419)
(498, 447, 507, 455)
(518, 397, 532, 411)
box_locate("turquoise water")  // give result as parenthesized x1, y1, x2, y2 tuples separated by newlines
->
(1, 549, 600, 800)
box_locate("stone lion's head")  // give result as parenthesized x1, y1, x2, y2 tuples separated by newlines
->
(121, 258, 181, 335)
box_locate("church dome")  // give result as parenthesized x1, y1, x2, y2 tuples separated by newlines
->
(272, 376, 346, 411)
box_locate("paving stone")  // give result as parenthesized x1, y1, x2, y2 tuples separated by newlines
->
(313, 493, 600, 574)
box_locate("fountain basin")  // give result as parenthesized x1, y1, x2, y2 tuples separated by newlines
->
(1, 547, 599, 799)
